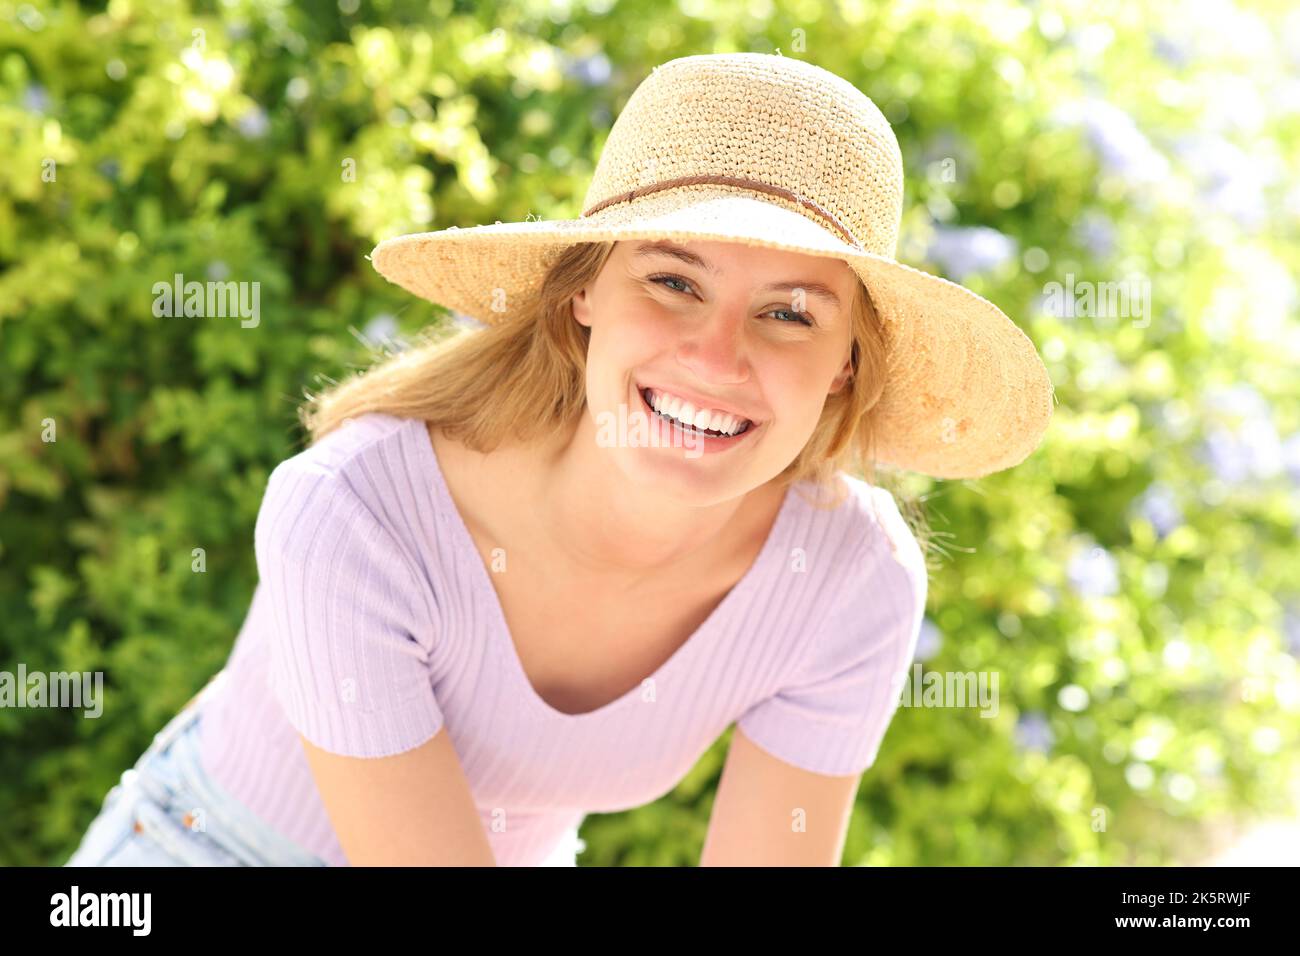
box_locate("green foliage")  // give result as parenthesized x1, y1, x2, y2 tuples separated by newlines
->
(2, 0, 1297, 866)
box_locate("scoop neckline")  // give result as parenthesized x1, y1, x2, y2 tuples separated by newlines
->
(407, 416, 801, 724)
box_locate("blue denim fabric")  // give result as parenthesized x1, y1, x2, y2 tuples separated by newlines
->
(64, 676, 328, 867)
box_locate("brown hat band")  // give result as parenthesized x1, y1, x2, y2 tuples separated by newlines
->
(580, 174, 863, 250)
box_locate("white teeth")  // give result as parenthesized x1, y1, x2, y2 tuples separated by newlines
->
(645, 388, 751, 436)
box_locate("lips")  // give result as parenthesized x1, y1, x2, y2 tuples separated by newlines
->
(635, 381, 758, 427)
(638, 386, 753, 438)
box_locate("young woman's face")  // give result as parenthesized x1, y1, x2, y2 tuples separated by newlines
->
(572, 238, 859, 504)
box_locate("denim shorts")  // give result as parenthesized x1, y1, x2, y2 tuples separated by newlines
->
(64, 674, 328, 867)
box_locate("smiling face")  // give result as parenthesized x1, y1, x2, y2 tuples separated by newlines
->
(571, 238, 861, 504)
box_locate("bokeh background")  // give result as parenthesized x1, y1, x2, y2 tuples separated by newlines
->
(3, 0, 1299, 866)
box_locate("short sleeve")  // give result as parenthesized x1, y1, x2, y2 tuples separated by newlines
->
(254, 459, 444, 758)
(736, 498, 928, 777)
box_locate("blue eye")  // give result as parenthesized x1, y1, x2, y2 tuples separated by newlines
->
(650, 274, 692, 294)
(766, 307, 815, 326)
(646, 274, 814, 327)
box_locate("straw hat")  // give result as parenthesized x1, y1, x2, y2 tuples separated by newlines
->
(369, 52, 1054, 479)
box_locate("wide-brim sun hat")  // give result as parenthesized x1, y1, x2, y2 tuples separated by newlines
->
(369, 52, 1054, 480)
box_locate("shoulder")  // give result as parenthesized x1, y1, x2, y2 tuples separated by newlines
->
(267, 411, 417, 486)
(260, 411, 427, 517)
(798, 474, 928, 672)
(840, 474, 927, 595)
(256, 413, 428, 569)
(798, 472, 926, 601)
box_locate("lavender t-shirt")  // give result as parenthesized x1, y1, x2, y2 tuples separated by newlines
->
(198, 412, 927, 866)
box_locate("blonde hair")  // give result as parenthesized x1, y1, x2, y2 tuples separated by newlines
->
(300, 241, 934, 555)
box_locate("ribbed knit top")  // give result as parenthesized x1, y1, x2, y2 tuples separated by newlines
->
(197, 412, 927, 865)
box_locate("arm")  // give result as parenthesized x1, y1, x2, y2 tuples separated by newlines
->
(700, 724, 861, 867)
(299, 728, 497, 866)
(704, 495, 928, 866)
(255, 458, 493, 864)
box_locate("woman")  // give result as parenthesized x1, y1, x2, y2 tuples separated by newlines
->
(64, 52, 1052, 867)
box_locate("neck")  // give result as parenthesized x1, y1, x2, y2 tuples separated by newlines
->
(528, 413, 777, 584)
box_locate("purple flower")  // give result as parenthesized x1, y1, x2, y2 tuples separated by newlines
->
(1074, 210, 1116, 259)
(925, 225, 1017, 282)
(1067, 545, 1120, 598)
(1134, 483, 1183, 538)
(1151, 33, 1194, 68)
(235, 105, 270, 140)
(914, 618, 942, 662)
(23, 83, 50, 114)
(1173, 134, 1270, 231)
(1055, 98, 1170, 187)
(1015, 712, 1054, 754)
(1197, 385, 1286, 484)
(1199, 421, 1283, 484)
(1282, 433, 1300, 483)
(1201, 427, 1251, 484)
(1237, 419, 1284, 479)
(564, 52, 611, 88)
(1203, 383, 1272, 422)
(1283, 604, 1300, 658)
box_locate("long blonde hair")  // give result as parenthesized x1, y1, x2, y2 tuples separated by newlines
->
(300, 241, 933, 553)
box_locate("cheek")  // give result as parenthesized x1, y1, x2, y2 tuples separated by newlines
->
(758, 363, 834, 430)
(593, 305, 674, 365)
(584, 311, 664, 405)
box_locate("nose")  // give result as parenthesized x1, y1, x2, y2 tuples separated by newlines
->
(674, 305, 751, 386)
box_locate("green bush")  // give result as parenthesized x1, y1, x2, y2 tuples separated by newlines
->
(2, 0, 1297, 866)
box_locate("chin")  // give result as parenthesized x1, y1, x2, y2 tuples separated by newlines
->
(615, 440, 762, 505)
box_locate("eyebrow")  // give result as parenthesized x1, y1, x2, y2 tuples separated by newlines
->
(631, 241, 844, 309)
